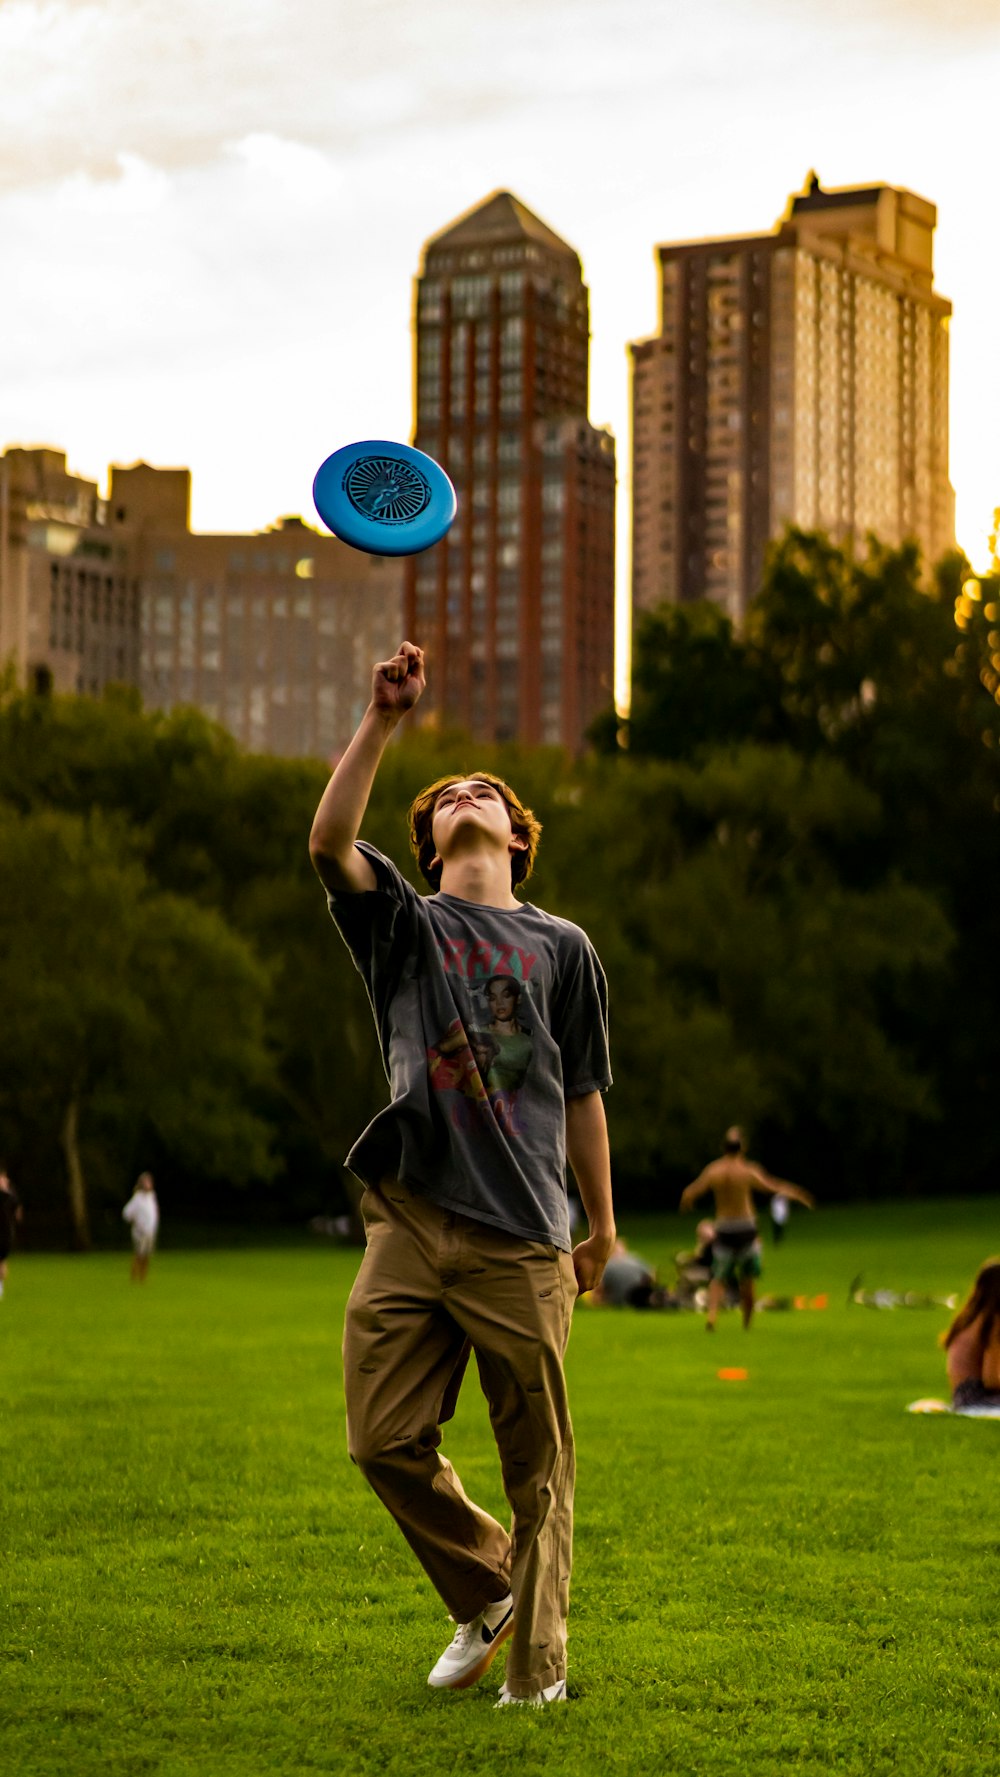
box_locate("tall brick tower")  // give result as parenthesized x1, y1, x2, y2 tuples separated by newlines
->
(406, 191, 616, 748)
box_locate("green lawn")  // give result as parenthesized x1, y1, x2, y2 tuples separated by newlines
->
(2, 1201, 998, 1776)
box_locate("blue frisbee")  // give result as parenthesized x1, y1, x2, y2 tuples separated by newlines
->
(312, 439, 457, 557)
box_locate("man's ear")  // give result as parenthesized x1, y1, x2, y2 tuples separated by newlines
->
(509, 833, 529, 853)
(430, 853, 442, 873)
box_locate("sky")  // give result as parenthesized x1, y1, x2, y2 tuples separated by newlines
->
(1, 0, 998, 697)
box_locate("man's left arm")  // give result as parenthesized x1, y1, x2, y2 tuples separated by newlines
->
(565, 1091, 615, 1293)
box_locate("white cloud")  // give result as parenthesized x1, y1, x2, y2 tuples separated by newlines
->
(0, 0, 996, 564)
(0, 0, 866, 191)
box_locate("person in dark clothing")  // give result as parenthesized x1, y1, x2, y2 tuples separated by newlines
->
(0, 1168, 23, 1300)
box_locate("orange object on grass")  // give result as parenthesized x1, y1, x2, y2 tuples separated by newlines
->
(717, 1367, 748, 1381)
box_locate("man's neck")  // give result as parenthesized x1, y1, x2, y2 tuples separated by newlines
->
(437, 856, 521, 909)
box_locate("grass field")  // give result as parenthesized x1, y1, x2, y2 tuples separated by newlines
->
(2, 1200, 999, 1777)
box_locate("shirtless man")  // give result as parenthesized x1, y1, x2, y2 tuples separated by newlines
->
(679, 1128, 814, 1330)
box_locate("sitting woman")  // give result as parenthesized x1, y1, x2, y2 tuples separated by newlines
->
(940, 1257, 1000, 1410)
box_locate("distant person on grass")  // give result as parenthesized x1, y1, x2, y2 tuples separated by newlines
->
(309, 641, 614, 1710)
(122, 1172, 159, 1282)
(592, 1236, 657, 1307)
(770, 1192, 790, 1244)
(679, 1127, 815, 1330)
(0, 1167, 23, 1300)
(940, 1258, 1000, 1411)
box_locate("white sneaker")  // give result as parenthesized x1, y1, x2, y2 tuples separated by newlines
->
(495, 1677, 568, 1708)
(427, 1596, 514, 1690)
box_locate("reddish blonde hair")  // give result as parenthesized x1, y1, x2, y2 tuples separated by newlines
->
(407, 772, 542, 892)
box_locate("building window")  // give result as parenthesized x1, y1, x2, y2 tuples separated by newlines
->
(419, 281, 444, 321)
(419, 332, 443, 373)
(451, 275, 492, 319)
(500, 384, 522, 417)
(500, 316, 524, 366)
(500, 273, 525, 309)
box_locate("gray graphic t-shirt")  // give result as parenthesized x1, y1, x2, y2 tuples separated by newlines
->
(328, 842, 611, 1251)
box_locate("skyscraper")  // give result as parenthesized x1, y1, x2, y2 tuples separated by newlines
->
(630, 176, 954, 621)
(406, 191, 616, 748)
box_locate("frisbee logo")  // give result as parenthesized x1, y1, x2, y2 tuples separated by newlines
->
(344, 455, 431, 526)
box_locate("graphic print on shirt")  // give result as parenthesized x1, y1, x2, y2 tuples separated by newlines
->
(427, 938, 537, 1137)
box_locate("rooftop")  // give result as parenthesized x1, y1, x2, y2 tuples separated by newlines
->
(425, 189, 579, 263)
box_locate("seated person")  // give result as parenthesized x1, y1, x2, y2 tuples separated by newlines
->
(690, 1219, 717, 1278)
(673, 1220, 721, 1306)
(592, 1237, 657, 1308)
(940, 1257, 1000, 1410)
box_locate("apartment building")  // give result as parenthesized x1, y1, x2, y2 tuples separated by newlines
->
(0, 449, 402, 758)
(630, 175, 954, 620)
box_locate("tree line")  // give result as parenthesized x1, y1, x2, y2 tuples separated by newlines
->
(1, 526, 997, 1245)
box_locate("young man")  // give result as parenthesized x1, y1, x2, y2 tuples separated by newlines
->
(679, 1127, 814, 1330)
(309, 641, 614, 1708)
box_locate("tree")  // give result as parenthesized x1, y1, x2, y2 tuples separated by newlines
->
(0, 590, 992, 1215)
(592, 599, 767, 761)
(523, 749, 951, 1195)
(0, 807, 276, 1246)
(591, 528, 1000, 1194)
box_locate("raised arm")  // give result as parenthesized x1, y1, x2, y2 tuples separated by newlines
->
(309, 642, 425, 894)
(565, 1092, 615, 1294)
(750, 1168, 816, 1210)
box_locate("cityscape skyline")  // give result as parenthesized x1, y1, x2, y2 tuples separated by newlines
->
(0, 173, 965, 753)
(1, 2, 997, 711)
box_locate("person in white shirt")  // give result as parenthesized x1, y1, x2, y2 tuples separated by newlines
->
(122, 1172, 159, 1282)
(770, 1192, 790, 1244)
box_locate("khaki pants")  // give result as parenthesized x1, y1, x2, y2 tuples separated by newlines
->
(343, 1178, 578, 1697)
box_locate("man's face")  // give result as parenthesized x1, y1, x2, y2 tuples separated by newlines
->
(431, 779, 519, 863)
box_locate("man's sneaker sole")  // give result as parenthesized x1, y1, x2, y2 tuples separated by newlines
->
(433, 1612, 514, 1690)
